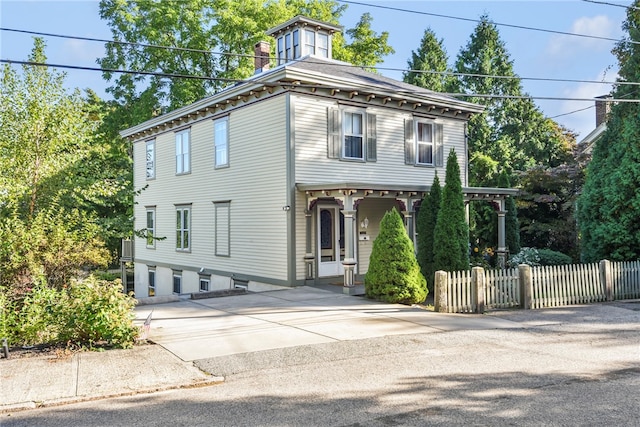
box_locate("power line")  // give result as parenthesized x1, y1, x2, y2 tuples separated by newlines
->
(4, 58, 638, 104)
(3, 27, 638, 88)
(581, 0, 640, 11)
(550, 105, 595, 119)
(338, 0, 640, 45)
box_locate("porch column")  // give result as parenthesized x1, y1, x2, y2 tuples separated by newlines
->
(496, 208, 507, 268)
(303, 209, 314, 279)
(342, 209, 357, 288)
(402, 209, 413, 241)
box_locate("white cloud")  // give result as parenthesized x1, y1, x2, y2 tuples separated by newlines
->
(62, 39, 105, 63)
(546, 15, 615, 59)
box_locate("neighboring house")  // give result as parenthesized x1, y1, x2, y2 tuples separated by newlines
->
(121, 16, 516, 298)
(579, 95, 612, 155)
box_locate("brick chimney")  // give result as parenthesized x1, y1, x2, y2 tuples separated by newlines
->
(595, 95, 612, 127)
(254, 41, 270, 74)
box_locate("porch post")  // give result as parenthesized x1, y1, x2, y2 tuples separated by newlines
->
(341, 193, 356, 288)
(496, 198, 507, 268)
(303, 208, 314, 280)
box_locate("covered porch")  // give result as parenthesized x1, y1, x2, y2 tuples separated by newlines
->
(297, 182, 519, 293)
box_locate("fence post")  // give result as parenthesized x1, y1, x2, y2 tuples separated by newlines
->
(434, 270, 448, 313)
(518, 264, 532, 310)
(472, 267, 485, 313)
(599, 259, 613, 301)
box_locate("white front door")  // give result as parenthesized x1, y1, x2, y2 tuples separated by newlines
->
(317, 206, 345, 277)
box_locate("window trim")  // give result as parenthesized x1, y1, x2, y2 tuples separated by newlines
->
(214, 116, 229, 168)
(145, 207, 156, 248)
(175, 128, 191, 175)
(214, 201, 231, 257)
(199, 277, 210, 292)
(327, 107, 376, 162)
(146, 139, 155, 180)
(342, 109, 365, 161)
(416, 120, 435, 166)
(175, 205, 191, 252)
(172, 272, 182, 295)
(148, 268, 156, 297)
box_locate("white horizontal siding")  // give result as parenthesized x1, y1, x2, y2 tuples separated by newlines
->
(293, 94, 467, 187)
(133, 95, 289, 283)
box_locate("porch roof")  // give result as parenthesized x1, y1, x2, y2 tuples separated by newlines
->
(296, 182, 519, 199)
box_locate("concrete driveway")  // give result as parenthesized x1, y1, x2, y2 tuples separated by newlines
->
(134, 286, 520, 361)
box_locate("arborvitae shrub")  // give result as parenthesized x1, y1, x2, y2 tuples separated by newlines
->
(365, 207, 427, 304)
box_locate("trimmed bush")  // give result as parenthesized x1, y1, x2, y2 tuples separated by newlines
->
(537, 249, 573, 266)
(365, 208, 427, 304)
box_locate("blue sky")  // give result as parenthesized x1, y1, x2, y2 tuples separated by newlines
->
(0, 0, 631, 139)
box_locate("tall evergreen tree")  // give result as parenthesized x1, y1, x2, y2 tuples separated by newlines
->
(403, 28, 454, 92)
(365, 208, 427, 304)
(416, 174, 441, 291)
(453, 15, 571, 184)
(578, 1, 640, 262)
(434, 150, 469, 271)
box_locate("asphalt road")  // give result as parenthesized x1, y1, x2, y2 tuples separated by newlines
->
(3, 302, 639, 426)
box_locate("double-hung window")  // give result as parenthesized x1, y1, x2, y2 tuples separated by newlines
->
(343, 111, 364, 160)
(176, 205, 191, 251)
(175, 129, 190, 174)
(317, 33, 329, 58)
(303, 29, 315, 55)
(146, 208, 156, 248)
(416, 122, 434, 165)
(327, 107, 376, 162)
(214, 116, 229, 168)
(146, 140, 155, 179)
(405, 118, 444, 167)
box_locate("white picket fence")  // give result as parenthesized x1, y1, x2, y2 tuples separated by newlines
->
(435, 260, 640, 314)
(530, 263, 604, 309)
(611, 260, 640, 300)
(485, 268, 519, 309)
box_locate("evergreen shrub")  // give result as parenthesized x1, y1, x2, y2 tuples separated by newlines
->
(365, 208, 427, 304)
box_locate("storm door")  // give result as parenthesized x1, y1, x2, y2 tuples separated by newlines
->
(317, 205, 345, 277)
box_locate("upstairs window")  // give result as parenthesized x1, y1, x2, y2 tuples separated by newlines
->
(405, 119, 444, 167)
(303, 29, 315, 55)
(416, 122, 434, 165)
(327, 107, 376, 162)
(146, 140, 155, 179)
(293, 29, 300, 58)
(214, 116, 229, 168)
(317, 33, 329, 58)
(343, 111, 364, 160)
(175, 129, 190, 174)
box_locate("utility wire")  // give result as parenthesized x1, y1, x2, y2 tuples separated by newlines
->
(4, 58, 638, 104)
(338, 0, 640, 45)
(3, 27, 638, 87)
(581, 0, 640, 11)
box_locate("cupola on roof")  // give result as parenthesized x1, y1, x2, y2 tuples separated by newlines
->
(266, 15, 342, 65)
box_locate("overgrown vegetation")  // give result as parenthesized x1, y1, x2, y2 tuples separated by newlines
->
(365, 208, 427, 304)
(0, 276, 138, 349)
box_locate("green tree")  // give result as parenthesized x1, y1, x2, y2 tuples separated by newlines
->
(434, 150, 469, 271)
(453, 15, 571, 184)
(578, 1, 640, 261)
(0, 39, 110, 289)
(416, 174, 441, 292)
(365, 208, 427, 304)
(403, 28, 454, 92)
(98, 0, 393, 122)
